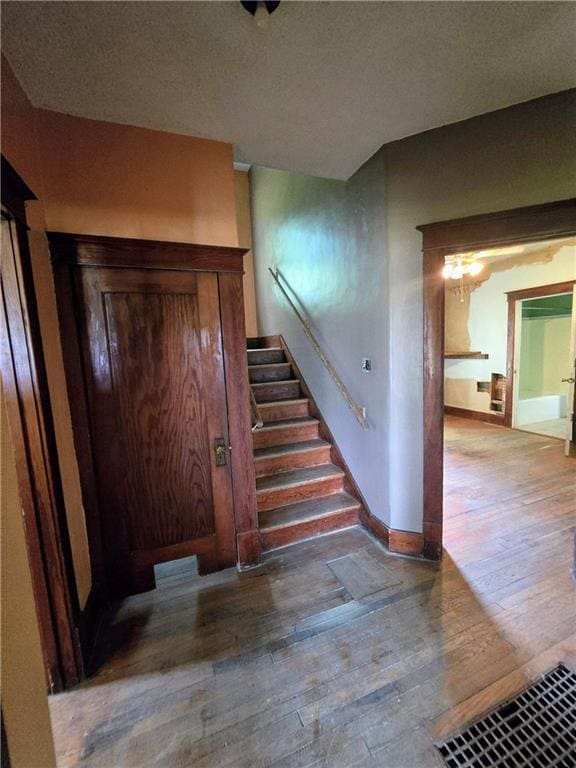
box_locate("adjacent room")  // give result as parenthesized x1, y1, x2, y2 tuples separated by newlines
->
(444, 238, 576, 443)
(1, 3, 575, 768)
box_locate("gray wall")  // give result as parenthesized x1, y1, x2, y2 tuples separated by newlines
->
(251, 89, 576, 533)
(251, 155, 390, 523)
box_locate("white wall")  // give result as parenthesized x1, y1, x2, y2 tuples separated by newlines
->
(519, 314, 572, 399)
(445, 246, 576, 412)
(252, 90, 576, 534)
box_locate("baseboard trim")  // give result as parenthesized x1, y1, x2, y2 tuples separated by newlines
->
(444, 405, 506, 426)
(360, 508, 389, 547)
(237, 529, 261, 567)
(389, 528, 424, 556)
(360, 509, 426, 558)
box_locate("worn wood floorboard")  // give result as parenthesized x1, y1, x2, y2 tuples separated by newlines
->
(50, 417, 576, 767)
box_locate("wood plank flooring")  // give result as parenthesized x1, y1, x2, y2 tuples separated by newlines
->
(49, 417, 576, 767)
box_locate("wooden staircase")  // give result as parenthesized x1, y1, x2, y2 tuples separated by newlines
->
(248, 336, 363, 551)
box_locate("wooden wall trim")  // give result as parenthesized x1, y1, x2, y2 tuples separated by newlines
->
(422, 249, 445, 561)
(506, 279, 576, 302)
(444, 405, 506, 427)
(359, 508, 389, 547)
(1, 212, 83, 691)
(418, 198, 576, 253)
(51, 261, 107, 601)
(1, 156, 36, 224)
(218, 273, 261, 567)
(48, 232, 247, 273)
(421, 198, 576, 562)
(360, 509, 425, 557)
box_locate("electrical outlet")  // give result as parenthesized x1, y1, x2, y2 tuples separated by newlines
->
(362, 358, 372, 372)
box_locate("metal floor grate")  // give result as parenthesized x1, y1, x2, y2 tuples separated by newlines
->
(436, 664, 576, 768)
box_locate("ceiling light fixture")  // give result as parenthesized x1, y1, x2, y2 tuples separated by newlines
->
(442, 254, 485, 280)
(241, 1, 281, 28)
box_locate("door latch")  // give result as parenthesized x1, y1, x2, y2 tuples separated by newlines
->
(214, 438, 228, 467)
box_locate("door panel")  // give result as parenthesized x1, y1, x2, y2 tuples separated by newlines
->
(75, 267, 235, 593)
(105, 290, 215, 548)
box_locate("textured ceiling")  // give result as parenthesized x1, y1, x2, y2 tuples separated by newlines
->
(2, 1, 576, 179)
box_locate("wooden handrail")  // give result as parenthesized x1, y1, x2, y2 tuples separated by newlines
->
(269, 267, 368, 429)
(249, 385, 264, 431)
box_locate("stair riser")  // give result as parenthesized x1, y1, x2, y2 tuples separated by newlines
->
(260, 508, 360, 551)
(254, 446, 332, 478)
(253, 381, 301, 403)
(249, 363, 292, 383)
(247, 336, 281, 350)
(257, 476, 344, 512)
(248, 349, 285, 365)
(261, 401, 309, 423)
(252, 422, 319, 449)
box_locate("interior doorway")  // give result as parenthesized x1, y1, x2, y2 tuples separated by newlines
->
(511, 286, 575, 445)
(419, 198, 576, 560)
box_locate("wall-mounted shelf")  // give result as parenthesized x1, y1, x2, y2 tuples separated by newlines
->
(444, 352, 489, 359)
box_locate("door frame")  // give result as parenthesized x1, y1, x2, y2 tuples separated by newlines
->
(418, 198, 576, 561)
(566, 285, 576, 456)
(1, 156, 83, 690)
(504, 280, 576, 429)
(49, 232, 261, 596)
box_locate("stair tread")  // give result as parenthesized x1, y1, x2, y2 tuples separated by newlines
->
(251, 379, 300, 387)
(259, 398, 308, 407)
(249, 362, 291, 369)
(256, 417, 318, 431)
(254, 439, 330, 459)
(247, 347, 282, 352)
(259, 492, 361, 530)
(256, 463, 343, 492)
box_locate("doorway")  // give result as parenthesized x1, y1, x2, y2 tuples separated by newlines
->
(512, 288, 575, 443)
(419, 198, 576, 560)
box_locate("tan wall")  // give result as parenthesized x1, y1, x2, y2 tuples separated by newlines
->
(1, 389, 57, 768)
(234, 170, 258, 336)
(36, 108, 238, 246)
(1, 56, 240, 609)
(1, 56, 93, 607)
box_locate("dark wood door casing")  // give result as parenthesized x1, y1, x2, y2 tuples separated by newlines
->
(49, 232, 260, 597)
(418, 198, 576, 561)
(1, 187, 83, 690)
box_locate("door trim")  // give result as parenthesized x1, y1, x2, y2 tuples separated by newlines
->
(1, 156, 83, 690)
(49, 233, 261, 593)
(417, 198, 576, 561)
(504, 280, 576, 428)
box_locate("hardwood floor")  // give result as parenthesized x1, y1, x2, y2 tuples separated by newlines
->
(49, 417, 576, 767)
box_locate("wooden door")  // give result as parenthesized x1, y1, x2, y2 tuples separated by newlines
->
(74, 267, 236, 594)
